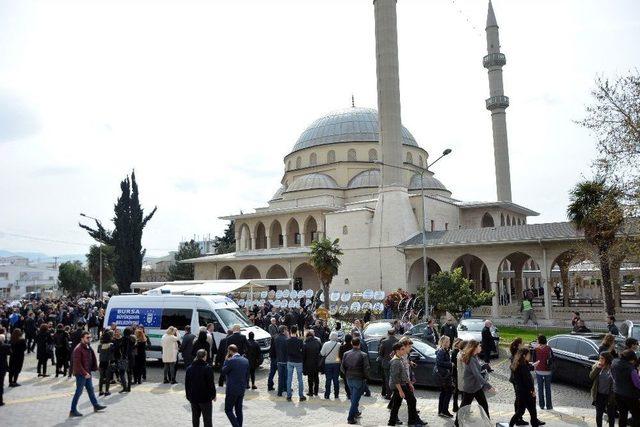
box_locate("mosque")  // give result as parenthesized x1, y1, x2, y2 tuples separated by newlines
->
(184, 1, 639, 321)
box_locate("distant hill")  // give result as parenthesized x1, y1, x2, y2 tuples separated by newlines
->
(0, 250, 85, 263)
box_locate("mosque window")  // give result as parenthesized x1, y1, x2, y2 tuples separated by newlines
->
(517, 218, 521, 225)
(344, 278, 349, 285)
(506, 215, 511, 226)
(309, 152, 317, 166)
(327, 150, 336, 163)
(348, 149, 357, 161)
(430, 220, 435, 231)
(418, 155, 424, 168)
(445, 222, 448, 230)
(481, 212, 495, 228)
(501, 214, 505, 226)
(296, 156, 302, 169)
(406, 152, 413, 164)
(342, 225, 348, 235)
(294, 232, 301, 244)
(368, 148, 378, 162)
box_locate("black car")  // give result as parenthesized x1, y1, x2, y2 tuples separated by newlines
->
(405, 322, 438, 344)
(365, 337, 439, 388)
(363, 319, 397, 340)
(535, 333, 625, 389)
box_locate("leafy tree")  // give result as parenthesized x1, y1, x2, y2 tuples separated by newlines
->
(213, 220, 236, 254)
(567, 179, 624, 315)
(86, 244, 116, 286)
(168, 240, 202, 280)
(58, 261, 93, 296)
(309, 238, 343, 309)
(80, 171, 157, 293)
(578, 71, 640, 213)
(419, 268, 494, 321)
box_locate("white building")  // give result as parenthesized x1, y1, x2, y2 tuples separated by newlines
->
(0, 259, 59, 298)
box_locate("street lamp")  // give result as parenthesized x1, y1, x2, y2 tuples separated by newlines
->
(80, 212, 103, 303)
(375, 148, 452, 319)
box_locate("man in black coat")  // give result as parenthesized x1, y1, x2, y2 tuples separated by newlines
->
(185, 349, 216, 427)
(180, 325, 196, 370)
(274, 325, 289, 397)
(378, 329, 398, 399)
(24, 313, 37, 353)
(226, 325, 248, 356)
(440, 317, 457, 343)
(246, 332, 261, 389)
(481, 320, 496, 370)
(216, 330, 232, 386)
(302, 330, 321, 396)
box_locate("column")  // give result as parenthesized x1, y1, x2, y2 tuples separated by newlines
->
(300, 233, 306, 247)
(250, 236, 256, 251)
(282, 234, 288, 248)
(541, 249, 551, 320)
(491, 281, 499, 318)
(235, 232, 241, 251)
(266, 236, 272, 250)
(560, 262, 570, 307)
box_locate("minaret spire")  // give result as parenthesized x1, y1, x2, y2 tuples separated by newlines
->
(484, 0, 512, 202)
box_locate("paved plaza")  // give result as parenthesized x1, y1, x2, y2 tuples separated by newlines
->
(1, 348, 599, 427)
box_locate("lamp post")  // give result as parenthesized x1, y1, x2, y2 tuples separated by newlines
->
(80, 213, 103, 303)
(375, 148, 452, 319)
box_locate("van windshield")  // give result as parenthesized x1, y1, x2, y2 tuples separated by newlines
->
(215, 308, 251, 329)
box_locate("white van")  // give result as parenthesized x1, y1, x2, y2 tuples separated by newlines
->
(103, 294, 271, 360)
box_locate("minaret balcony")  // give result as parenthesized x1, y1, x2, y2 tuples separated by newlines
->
(485, 95, 510, 110)
(483, 53, 506, 68)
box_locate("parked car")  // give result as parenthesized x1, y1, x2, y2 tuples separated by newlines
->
(405, 322, 438, 344)
(363, 319, 397, 340)
(456, 319, 500, 357)
(365, 337, 439, 387)
(533, 333, 626, 389)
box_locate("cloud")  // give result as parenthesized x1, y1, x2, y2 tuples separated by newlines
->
(0, 90, 41, 144)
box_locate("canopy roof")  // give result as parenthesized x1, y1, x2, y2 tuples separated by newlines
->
(134, 279, 273, 295)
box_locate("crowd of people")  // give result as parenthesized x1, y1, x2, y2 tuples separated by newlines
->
(5, 295, 640, 426)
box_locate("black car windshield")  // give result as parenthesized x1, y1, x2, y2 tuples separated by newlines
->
(412, 340, 436, 357)
(215, 308, 251, 329)
(459, 321, 484, 332)
(365, 322, 392, 336)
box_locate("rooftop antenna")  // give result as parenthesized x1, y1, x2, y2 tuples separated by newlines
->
(351, 94, 355, 108)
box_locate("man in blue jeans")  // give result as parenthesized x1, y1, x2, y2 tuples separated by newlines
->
(274, 325, 289, 396)
(69, 331, 106, 417)
(286, 325, 306, 402)
(340, 337, 370, 424)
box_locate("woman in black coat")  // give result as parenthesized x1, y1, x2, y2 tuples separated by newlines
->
(192, 330, 211, 363)
(435, 336, 454, 418)
(9, 328, 26, 387)
(35, 324, 53, 377)
(302, 330, 321, 396)
(509, 348, 545, 427)
(53, 324, 70, 377)
(246, 332, 262, 389)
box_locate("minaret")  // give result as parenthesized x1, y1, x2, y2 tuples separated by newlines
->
(484, 0, 512, 202)
(371, 0, 419, 288)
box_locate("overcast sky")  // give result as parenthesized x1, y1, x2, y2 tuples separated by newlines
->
(1, 0, 639, 257)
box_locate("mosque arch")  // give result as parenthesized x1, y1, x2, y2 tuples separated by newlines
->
(481, 212, 495, 228)
(496, 251, 541, 304)
(501, 213, 505, 226)
(286, 218, 301, 247)
(218, 266, 236, 280)
(327, 150, 336, 163)
(452, 254, 491, 292)
(269, 220, 283, 248)
(239, 265, 261, 279)
(296, 156, 302, 169)
(407, 257, 442, 293)
(368, 148, 378, 162)
(348, 149, 357, 161)
(293, 262, 320, 291)
(309, 152, 317, 166)
(254, 222, 267, 249)
(266, 264, 288, 279)
(304, 216, 319, 244)
(406, 152, 413, 164)
(238, 223, 252, 251)
(506, 215, 511, 226)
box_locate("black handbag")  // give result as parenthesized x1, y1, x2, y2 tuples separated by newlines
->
(318, 342, 338, 374)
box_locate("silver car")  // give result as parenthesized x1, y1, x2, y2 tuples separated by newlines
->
(456, 319, 500, 357)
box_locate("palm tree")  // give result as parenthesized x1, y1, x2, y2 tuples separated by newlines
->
(567, 179, 624, 315)
(309, 238, 343, 309)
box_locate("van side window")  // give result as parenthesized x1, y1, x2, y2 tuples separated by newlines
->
(161, 308, 192, 330)
(198, 310, 222, 333)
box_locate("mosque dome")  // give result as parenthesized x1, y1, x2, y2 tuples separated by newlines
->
(409, 174, 451, 194)
(348, 169, 381, 189)
(291, 107, 418, 152)
(286, 173, 339, 192)
(270, 185, 286, 201)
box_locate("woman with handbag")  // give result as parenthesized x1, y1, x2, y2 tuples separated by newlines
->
(35, 324, 53, 377)
(534, 335, 553, 410)
(320, 331, 341, 399)
(590, 351, 615, 427)
(435, 335, 454, 418)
